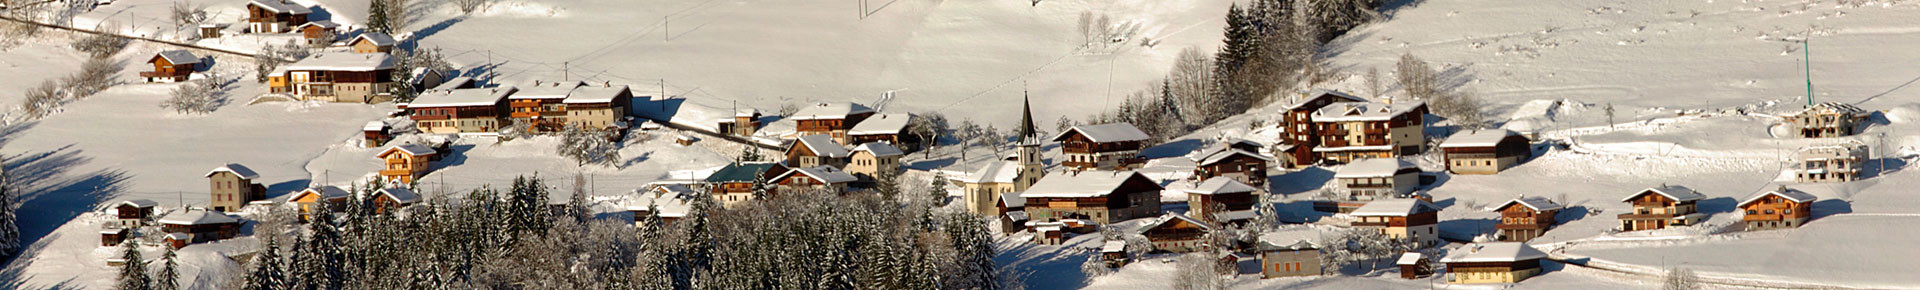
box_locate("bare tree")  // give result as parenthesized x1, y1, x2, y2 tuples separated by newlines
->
(452, 0, 491, 14)
(1171, 253, 1226, 290)
(1431, 90, 1487, 130)
(1395, 52, 1439, 102)
(1170, 47, 1215, 125)
(20, 80, 63, 119)
(169, 2, 208, 27)
(70, 33, 131, 59)
(1363, 67, 1383, 98)
(1664, 267, 1701, 290)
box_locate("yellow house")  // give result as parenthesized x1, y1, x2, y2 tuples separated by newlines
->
(285, 186, 349, 222)
(847, 142, 904, 179)
(1442, 242, 1549, 284)
(377, 144, 436, 184)
(348, 32, 396, 54)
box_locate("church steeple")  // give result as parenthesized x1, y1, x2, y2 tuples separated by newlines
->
(1018, 91, 1040, 146)
(1014, 91, 1045, 192)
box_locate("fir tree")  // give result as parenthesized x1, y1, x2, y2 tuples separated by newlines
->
(0, 161, 17, 257)
(875, 169, 902, 202)
(116, 241, 152, 290)
(367, 0, 392, 34)
(244, 237, 286, 290)
(673, 190, 718, 289)
(928, 174, 948, 206)
(749, 170, 772, 201)
(155, 246, 179, 290)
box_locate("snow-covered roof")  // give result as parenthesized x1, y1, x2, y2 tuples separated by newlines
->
(1440, 129, 1525, 148)
(205, 163, 261, 179)
(350, 32, 396, 46)
(1739, 187, 1818, 207)
(100, 228, 128, 234)
(1312, 145, 1395, 152)
(1183, 177, 1260, 195)
(794, 134, 850, 158)
(119, 199, 158, 208)
(1311, 101, 1425, 122)
(1496, 196, 1563, 212)
(376, 187, 421, 204)
(1022, 171, 1160, 198)
(296, 20, 338, 29)
(165, 232, 191, 240)
(852, 142, 904, 157)
(735, 109, 761, 117)
(288, 185, 351, 202)
(285, 53, 396, 72)
(363, 121, 387, 131)
(1396, 253, 1425, 265)
(848, 113, 911, 135)
(1800, 102, 1866, 116)
(999, 192, 1024, 208)
(955, 159, 1022, 184)
(159, 209, 239, 225)
(1137, 213, 1213, 234)
(776, 166, 860, 184)
(1621, 185, 1706, 203)
(1213, 209, 1256, 222)
(410, 87, 517, 108)
(789, 102, 875, 120)
(153, 50, 200, 65)
(564, 86, 630, 104)
(510, 81, 583, 100)
(1440, 242, 1548, 263)
(1281, 89, 1368, 111)
(1191, 147, 1272, 166)
(1005, 211, 1029, 222)
(1102, 240, 1128, 253)
(1053, 123, 1150, 143)
(1334, 158, 1415, 178)
(1350, 199, 1440, 217)
(628, 190, 693, 218)
(705, 162, 783, 183)
(379, 143, 437, 157)
(248, 0, 311, 14)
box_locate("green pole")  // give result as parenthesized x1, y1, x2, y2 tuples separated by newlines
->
(1804, 40, 1813, 107)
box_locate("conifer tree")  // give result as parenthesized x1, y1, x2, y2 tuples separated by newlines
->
(155, 246, 179, 290)
(0, 163, 17, 257)
(116, 241, 152, 290)
(749, 171, 772, 201)
(244, 237, 286, 290)
(367, 0, 392, 34)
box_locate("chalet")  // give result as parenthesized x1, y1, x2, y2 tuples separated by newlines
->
(508, 81, 584, 132)
(411, 68, 448, 93)
(1493, 196, 1562, 242)
(409, 87, 516, 133)
(785, 134, 850, 169)
(1795, 142, 1868, 183)
(158, 209, 241, 244)
(143, 50, 199, 82)
(376, 144, 436, 183)
(1278, 89, 1368, 168)
(101, 228, 130, 247)
(363, 121, 391, 148)
(1618, 185, 1707, 232)
(1101, 240, 1130, 268)
(997, 192, 1027, 233)
(1258, 234, 1323, 278)
(1190, 144, 1273, 189)
(198, 24, 226, 38)
(1441, 242, 1548, 284)
(718, 109, 762, 137)
(1350, 198, 1442, 248)
(771, 166, 859, 194)
(1396, 252, 1431, 279)
(847, 142, 904, 180)
(790, 102, 876, 144)
(1138, 213, 1213, 253)
(957, 99, 1047, 216)
(847, 113, 914, 149)
(1439, 129, 1532, 175)
(1331, 158, 1420, 208)
(1034, 224, 1066, 245)
(164, 233, 191, 249)
(348, 32, 396, 54)
(703, 162, 788, 207)
(1053, 123, 1150, 170)
(206, 163, 265, 212)
(563, 85, 634, 130)
(245, 0, 311, 33)
(1309, 101, 1428, 163)
(370, 187, 421, 213)
(1184, 177, 1260, 224)
(630, 187, 694, 224)
(295, 20, 338, 44)
(1785, 102, 1869, 138)
(279, 53, 399, 103)
(1738, 186, 1817, 231)
(285, 186, 349, 222)
(1021, 171, 1164, 224)
(111, 199, 158, 228)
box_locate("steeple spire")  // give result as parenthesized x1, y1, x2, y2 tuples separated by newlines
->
(1019, 91, 1039, 145)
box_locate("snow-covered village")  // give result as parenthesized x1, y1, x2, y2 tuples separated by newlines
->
(0, 0, 1918, 288)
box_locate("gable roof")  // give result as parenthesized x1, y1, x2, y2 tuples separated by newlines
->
(1191, 146, 1273, 166)
(775, 166, 860, 184)
(1102, 240, 1128, 253)
(1350, 199, 1440, 217)
(1440, 129, 1526, 148)
(287, 186, 351, 202)
(956, 159, 1022, 184)
(1800, 102, 1866, 116)
(793, 134, 850, 158)
(1621, 185, 1706, 203)
(410, 86, 517, 108)
(206, 163, 261, 179)
(999, 192, 1024, 208)
(159, 209, 240, 225)
(1739, 187, 1818, 207)
(1495, 196, 1563, 212)
(851, 142, 904, 157)
(1396, 253, 1426, 265)
(284, 53, 396, 72)
(848, 113, 911, 135)
(564, 86, 631, 104)
(789, 102, 874, 120)
(119, 199, 159, 208)
(704, 162, 784, 183)
(628, 189, 693, 218)
(1311, 101, 1425, 122)
(378, 143, 437, 158)
(510, 81, 583, 100)
(1022, 171, 1162, 198)
(1137, 213, 1213, 234)
(1183, 177, 1260, 195)
(1282, 89, 1369, 111)
(1440, 242, 1548, 263)
(152, 50, 201, 65)
(295, 20, 338, 30)
(248, 0, 312, 14)
(1334, 158, 1415, 178)
(350, 32, 396, 47)
(1052, 123, 1150, 143)
(375, 187, 421, 204)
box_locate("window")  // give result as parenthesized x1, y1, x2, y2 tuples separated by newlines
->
(1747, 210, 1757, 214)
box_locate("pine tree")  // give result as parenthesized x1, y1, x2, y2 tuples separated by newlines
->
(0, 161, 17, 257)
(155, 246, 179, 290)
(927, 173, 948, 206)
(116, 241, 152, 290)
(875, 169, 902, 202)
(749, 171, 772, 201)
(367, 0, 392, 34)
(244, 237, 286, 290)
(737, 146, 764, 162)
(673, 190, 718, 289)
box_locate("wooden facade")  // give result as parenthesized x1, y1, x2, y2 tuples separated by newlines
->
(1280, 90, 1366, 167)
(1740, 189, 1815, 231)
(143, 54, 194, 82)
(1441, 132, 1532, 175)
(1194, 151, 1271, 189)
(245, 1, 309, 33)
(1495, 202, 1557, 242)
(1618, 188, 1704, 232)
(377, 145, 434, 184)
(1445, 260, 1542, 284)
(1141, 214, 1212, 253)
(1056, 133, 1144, 170)
(1022, 175, 1163, 225)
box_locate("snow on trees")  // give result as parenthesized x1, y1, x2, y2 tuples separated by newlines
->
(1665, 267, 1702, 290)
(156, 246, 180, 290)
(243, 238, 286, 290)
(116, 241, 152, 290)
(1171, 252, 1226, 290)
(556, 124, 623, 168)
(0, 163, 16, 257)
(162, 76, 228, 114)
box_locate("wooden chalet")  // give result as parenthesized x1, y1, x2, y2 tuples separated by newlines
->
(101, 228, 131, 247)
(997, 192, 1027, 234)
(1441, 243, 1548, 284)
(111, 199, 158, 228)
(702, 162, 789, 208)
(348, 32, 396, 54)
(295, 20, 338, 44)
(206, 163, 265, 212)
(370, 187, 421, 214)
(1494, 196, 1562, 242)
(1138, 213, 1214, 253)
(1101, 240, 1130, 268)
(278, 53, 399, 103)
(563, 85, 634, 130)
(1183, 177, 1261, 225)
(1350, 199, 1442, 248)
(245, 0, 311, 33)
(1785, 102, 1869, 138)
(507, 81, 583, 132)
(630, 186, 694, 225)
(1190, 143, 1273, 189)
(1279, 89, 1368, 168)
(790, 102, 876, 145)
(1439, 129, 1533, 175)
(1052, 123, 1150, 170)
(1396, 252, 1431, 279)
(409, 87, 516, 133)
(1021, 171, 1164, 224)
(1738, 186, 1817, 231)
(847, 113, 914, 149)
(376, 144, 437, 184)
(785, 134, 850, 169)
(1618, 185, 1707, 231)
(771, 166, 859, 194)
(1258, 237, 1323, 278)
(1309, 101, 1429, 163)
(1324, 158, 1420, 213)
(847, 142, 904, 180)
(158, 209, 241, 244)
(143, 50, 199, 82)
(718, 109, 762, 137)
(363, 121, 391, 148)
(286, 186, 349, 222)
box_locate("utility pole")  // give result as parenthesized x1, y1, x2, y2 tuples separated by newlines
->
(664, 16, 670, 42)
(563, 61, 569, 81)
(1803, 39, 1814, 107)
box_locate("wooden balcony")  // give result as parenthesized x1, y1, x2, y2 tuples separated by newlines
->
(1617, 213, 1677, 220)
(379, 169, 416, 177)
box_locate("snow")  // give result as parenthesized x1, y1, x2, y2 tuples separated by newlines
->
(1281, 89, 1367, 111)
(157, 209, 240, 225)
(374, 187, 420, 204)
(381, 143, 436, 157)
(1395, 253, 1423, 266)
(509, 81, 583, 100)
(1055, 123, 1150, 143)
(1440, 129, 1523, 148)
(297, 20, 340, 30)
(1737, 187, 1818, 206)
(1349, 199, 1439, 217)
(282, 53, 397, 72)
(851, 142, 903, 157)
(1191, 147, 1271, 166)
(349, 32, 396, 46)
(410, 86, 517, 107)
(1442, 242, 1548, 263)
(363, 120, 386, 131)
(248, 0, 312, 14)
(788, 102, 874, 120)
(286, 185, 350, 202)
(1620, 185, 1707, 202)
(154, 50, 201, 65)
(563, 86, 630, 104)
(204, 163, 262, 179)
(847, 113, 910, 135)
(1498, 196, 1566, 212)
(1310, 101, 1424, 122)
(1102, 240, 1127, 253)
(778, 166, 859, 184)
(795, 134, 850, 158)
(119, 199, 161, 208)
(1182, 177, 1259, 195)
(1333, 158, 1414, 178)
(1021, 171, 1153, 198)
